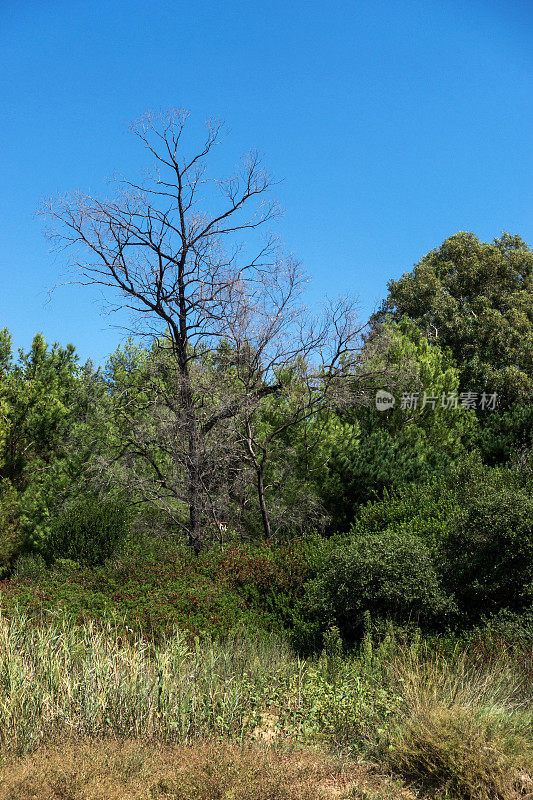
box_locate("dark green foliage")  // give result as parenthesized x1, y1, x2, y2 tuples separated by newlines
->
(324, 428, 451, 530)
(377, 232, 533, 407)
(443, 474, 533, 621)
(0, 331, 106, 560)
(294, 533, 455, 651)
(43, 495, 131, 566)
(346, 461, 533, 628)
(0, 479, 22, 576)
(475, 402, 533, 465)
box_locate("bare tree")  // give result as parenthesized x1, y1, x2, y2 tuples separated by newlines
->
(42, 110, 316, 552)
(42, 109, 369, 550)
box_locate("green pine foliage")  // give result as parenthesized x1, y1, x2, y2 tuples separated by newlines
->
(350, 480, 460, 550)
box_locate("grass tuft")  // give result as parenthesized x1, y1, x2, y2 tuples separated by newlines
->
(382, 649, 533, 800)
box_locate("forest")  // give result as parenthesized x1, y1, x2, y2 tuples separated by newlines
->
(0, 113, 532, 800)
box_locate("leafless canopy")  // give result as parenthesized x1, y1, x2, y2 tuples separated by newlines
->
(41, 109, 365, 550)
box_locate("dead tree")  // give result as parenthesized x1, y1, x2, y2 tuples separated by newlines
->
(42, 109, 311, 553)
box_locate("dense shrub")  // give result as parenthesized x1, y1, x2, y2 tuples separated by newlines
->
(199, 541, 311, 627)
(43, 494, 131, 566)
(476, 402, 533, 466)
(349, 458, 533, 628)
(443, 478, 533, 622)
(0, 538, 296, 641)
(293, 532, 455, 651)
(0, 560, 267, 643)
(0, 480, 21, 575)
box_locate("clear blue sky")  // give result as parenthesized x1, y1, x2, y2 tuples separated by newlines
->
(1, 0, 531, 364)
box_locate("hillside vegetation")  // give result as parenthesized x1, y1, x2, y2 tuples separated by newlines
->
(1, 213, 532, 794)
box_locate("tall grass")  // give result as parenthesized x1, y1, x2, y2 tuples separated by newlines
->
(0, 611, 299, 753)
(0, 611, 398, 756)
(0, 610, 530, 800)
(379, 645, 533, 800)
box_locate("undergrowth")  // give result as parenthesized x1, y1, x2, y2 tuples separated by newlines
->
(0, 610, 529, 800)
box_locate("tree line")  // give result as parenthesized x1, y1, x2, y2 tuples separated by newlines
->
(0, 110, 531, 580)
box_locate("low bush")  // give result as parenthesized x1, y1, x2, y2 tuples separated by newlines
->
(293, 532, 455, 651)
(199, 540, 311, 626)
(43, 494, 131, 566)
(389, 705, 533, 800)
(0, 557, 267, 642)
(0, 536, 315, 642)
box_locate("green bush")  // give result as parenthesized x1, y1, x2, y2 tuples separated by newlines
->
(443, 476, 533, 622)
(476, 402, 533, 466)
(294, 532, 455, 651)
(44, 494, 130, 566)
(347, 459, 533, 630)
(199, 540, 311, 628)
(0, 480, 21, 575)
(0, 537, 290, 642)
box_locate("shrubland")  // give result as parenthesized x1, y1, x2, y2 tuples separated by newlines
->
(1, 173, 532, 799)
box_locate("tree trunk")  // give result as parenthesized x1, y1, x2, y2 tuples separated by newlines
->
(176, 322, 204, 555)
(256, 463, 271, 541)
(245, 419, 272, 541)
(187, 419, 202, 554)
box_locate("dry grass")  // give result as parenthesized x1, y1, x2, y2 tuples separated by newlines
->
(383, 649, 533, 800)
(0, 738, 370, 800)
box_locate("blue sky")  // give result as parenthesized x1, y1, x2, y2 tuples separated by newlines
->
(1, 0, 532, 364)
